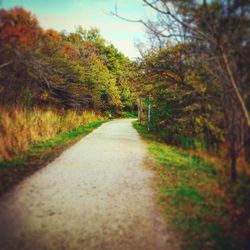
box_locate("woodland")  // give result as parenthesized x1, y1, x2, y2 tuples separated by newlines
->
(0, 7, 137, 160)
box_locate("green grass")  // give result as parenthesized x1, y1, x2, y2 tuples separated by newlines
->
(121, 111, 138, 118)
(133, 121, 239, 250)
(0, 120, 105, 195)
(30, 120, 103, 155)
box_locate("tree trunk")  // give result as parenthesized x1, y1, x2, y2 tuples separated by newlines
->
(231, 147, 237, 182)
(230, 127, 238, 182)
(137, 98, 140, 123)
(138, 97, 143, 124)
(244, 127, 250, 163)
(220, 45, 250, 128)
(148, 103, 151, 130)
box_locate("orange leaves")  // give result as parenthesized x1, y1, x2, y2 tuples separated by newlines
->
(0, 7, 42, 49)
(62, 43, 78, 59)
(44, 29, 61, 43)
(42, 29, 63, 56)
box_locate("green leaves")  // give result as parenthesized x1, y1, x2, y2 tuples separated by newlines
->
(137, 42, 224, 149)
(0, 9, 136, 114)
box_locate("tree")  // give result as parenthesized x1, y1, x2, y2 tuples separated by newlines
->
(137, 42, 223, 148)
(0, 8, 136, 113)
(134, 0, 250, 181)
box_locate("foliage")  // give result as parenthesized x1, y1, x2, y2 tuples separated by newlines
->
(137, 43, 224, 150)
(0, 7, 136, 113)
(138, 0, 250, 181)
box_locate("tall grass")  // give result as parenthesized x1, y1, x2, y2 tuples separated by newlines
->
(0, 107, 101, 161)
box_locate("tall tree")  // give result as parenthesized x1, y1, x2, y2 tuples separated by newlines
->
(138, 0, 250, 181)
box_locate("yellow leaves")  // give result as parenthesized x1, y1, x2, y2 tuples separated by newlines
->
(0, 7, 43, 49)
(40, 91, 49, 101)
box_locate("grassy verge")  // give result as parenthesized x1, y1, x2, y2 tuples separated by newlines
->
(121, 111, 137, 118)
(0, 120, 105, 196)
(0, 108, 101, 161)
(134, 121, 249, 250)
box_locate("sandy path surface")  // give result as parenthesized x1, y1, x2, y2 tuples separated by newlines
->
(0, 119, 179, 250)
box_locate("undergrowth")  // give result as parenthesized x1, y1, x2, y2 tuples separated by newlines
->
(0, 107, 101, 161)
(134, 121, 250, 250)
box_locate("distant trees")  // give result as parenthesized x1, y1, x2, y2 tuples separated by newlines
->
(136, 0, 250, 181)
(0, 7, 136, 114)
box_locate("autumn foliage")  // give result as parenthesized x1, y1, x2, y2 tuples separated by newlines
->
(0, 7, 136, 112)
(0, 7, 136, 161)
(0, 7, 42, 49)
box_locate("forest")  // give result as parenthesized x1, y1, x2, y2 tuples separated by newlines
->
(0, 7, 137, 160)
(0, 1, 250, 249)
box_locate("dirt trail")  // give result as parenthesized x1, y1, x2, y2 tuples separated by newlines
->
(0, 119, 179, 250)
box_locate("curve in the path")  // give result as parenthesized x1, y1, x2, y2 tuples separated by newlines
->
(0, 119, 179, 250)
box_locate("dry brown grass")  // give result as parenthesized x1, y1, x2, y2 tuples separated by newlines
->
(0, 107, 101, 161)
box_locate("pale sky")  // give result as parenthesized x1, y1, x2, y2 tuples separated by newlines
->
(2, 0, 156, 59)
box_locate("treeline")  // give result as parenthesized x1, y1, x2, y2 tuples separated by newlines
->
(0, 7, 136, 114)
(136, 0, 250, 181)
(0, 7, 137, 161)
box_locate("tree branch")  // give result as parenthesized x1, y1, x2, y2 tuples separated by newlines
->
(0, 61, 12, 69)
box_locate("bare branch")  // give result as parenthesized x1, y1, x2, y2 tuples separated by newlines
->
(0, 61, 12, 69)
(142, 0, 217, 44)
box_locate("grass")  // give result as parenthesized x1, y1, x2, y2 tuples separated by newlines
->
(0, 107, 101, 161)
(0, 109, 105, 195)
(121, 111, 138, 118)
(133, 121, 248, 250)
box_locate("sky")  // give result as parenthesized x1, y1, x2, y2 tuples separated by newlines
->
(1, 0, 156, 59)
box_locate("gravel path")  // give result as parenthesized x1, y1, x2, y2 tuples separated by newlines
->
(0, 119, 179, 250)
